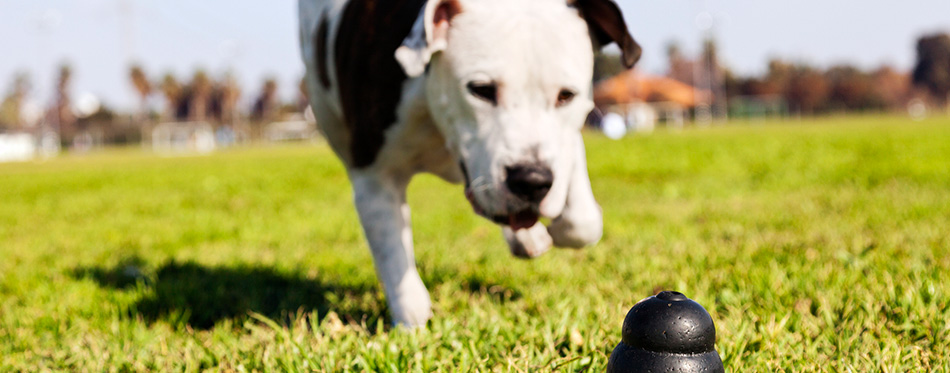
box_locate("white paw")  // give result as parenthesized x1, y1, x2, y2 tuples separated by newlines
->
(387, 272, 433, 328)
(548, 212, 603, 248)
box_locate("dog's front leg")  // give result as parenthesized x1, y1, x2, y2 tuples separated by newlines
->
(548, 135, 603, 248)
(350, 171, 431, 327)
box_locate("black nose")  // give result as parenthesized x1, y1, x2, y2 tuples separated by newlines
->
(505, 164, 553, 204)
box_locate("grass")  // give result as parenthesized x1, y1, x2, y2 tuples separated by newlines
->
(1, 115, 948, 371)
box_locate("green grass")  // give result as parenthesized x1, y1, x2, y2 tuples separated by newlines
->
(1, 116, 949, 371)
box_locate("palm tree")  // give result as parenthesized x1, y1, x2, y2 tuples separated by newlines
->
(54, 64, 76, 142)
(220, 72, 241, 125)
(0, 72, 30, 130)
(912, 33, 950, 107)
(189, 70, 212, 121)
(128, 64, 152, 125)
(251, 78, 278, 122)
(159, 73, 180, 121)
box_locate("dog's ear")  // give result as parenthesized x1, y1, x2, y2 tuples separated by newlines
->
(572, 0, 642, 68)
(395, 0, 462, 77)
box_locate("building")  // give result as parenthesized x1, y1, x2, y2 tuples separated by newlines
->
(150, 121, 216, 154)
(594, 70, 708, 131)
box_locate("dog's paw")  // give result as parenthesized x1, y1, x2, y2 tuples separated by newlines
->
(391, 303, 432, 328)
(547, 212, 603, 249)
(503, 222, 553, 259)
(386, 271, 433, 328)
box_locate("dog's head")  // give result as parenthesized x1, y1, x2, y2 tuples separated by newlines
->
(396, 0, 639, 229)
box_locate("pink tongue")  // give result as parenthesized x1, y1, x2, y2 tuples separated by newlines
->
(509, 210, 539, 230)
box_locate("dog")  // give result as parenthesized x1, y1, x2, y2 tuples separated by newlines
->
(298, 0, 639, 327)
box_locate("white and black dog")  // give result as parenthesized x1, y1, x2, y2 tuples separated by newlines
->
(299, 0, 639, 326)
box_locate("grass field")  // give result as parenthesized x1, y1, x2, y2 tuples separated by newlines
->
(1, 116, 949, 371)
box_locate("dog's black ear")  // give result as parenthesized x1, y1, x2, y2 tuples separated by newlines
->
(573, 0, 642, 68)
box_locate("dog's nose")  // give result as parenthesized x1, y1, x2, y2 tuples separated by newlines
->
(505, 164, 553, 204)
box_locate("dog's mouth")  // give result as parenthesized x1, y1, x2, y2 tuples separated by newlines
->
(464, 188, 539, 230)
(461, 162, 539, 231)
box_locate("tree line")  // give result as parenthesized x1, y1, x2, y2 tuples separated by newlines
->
(595, 32, 950, 117)
(129, 66, 304, 125)
(3, 32, 949, 143)
(0, 64, 307, 145)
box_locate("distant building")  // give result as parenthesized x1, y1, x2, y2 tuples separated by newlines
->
(0, 133, 35, 162)
(264, 120, 317, 142)
(151, 121, 216, 154)
(0, 130, 60, 162)
(594, 70, 707, 131)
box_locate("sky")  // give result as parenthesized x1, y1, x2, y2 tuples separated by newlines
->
(1, 0, 949, 111)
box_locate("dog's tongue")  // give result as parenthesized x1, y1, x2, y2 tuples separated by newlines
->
(509, 209, 539, 231)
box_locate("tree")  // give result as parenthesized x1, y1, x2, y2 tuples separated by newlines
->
(764, 59, 795, 94)
(666, 41, 694, 85)
(159, 73, 181, 121)
(825, 65, 876, 111)
(189, 70, 212, 121)
(912, 33, 950, 106)
(219, 73, 241, 125)
(251, 78, 279, 122)
(871, 66, 910, 110)
(745, 78, 782, 97)
(701, 38, 719, 69)
(785, 66, 829, 115)
(128, 64, 152, 124)
(700, 38, 728, 119)
(55, 64, 77, 141)
(0, 72, 31, 130)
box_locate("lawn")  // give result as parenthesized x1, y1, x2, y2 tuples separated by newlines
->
(1, 116, 948, 371)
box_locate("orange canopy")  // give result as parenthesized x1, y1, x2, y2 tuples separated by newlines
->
(594, 70, 707, 108)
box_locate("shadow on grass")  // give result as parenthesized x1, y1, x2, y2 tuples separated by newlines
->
(73, 259, 525, 330)
(421, 263, 524, 304)
(73, 259, 385, 330)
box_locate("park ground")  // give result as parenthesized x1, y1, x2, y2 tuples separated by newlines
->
(1, 116, 948, 371)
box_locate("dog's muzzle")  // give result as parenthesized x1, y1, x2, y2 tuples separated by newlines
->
(460, 161, 549, 231)
(504, 164, 553, 204)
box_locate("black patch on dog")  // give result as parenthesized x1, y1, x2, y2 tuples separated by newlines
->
(314, 9, 332, 89)
(335, 0, 428, 168)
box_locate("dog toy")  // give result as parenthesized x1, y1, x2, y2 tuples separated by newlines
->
(607, 291, 724, 372)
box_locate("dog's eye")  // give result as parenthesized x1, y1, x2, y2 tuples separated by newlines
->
(556, 89, 576, 107)
(467, 82, 498, 105)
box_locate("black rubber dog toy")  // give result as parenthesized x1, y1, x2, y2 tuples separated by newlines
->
(607, 291, 724, 373)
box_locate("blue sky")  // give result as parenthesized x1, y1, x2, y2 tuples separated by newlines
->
(2, 0, 949, 110)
